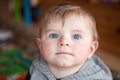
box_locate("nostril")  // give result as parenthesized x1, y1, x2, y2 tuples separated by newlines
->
(66, 44, 69, 46)
(59, 43, 69, 46)
(60, 44, 63, 46)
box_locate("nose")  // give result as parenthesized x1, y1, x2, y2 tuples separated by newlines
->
(58, 36, 70, 47)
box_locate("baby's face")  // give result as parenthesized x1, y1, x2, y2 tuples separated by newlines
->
(37, 15, 98, 68)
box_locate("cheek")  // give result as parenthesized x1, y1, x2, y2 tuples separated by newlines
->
(41, 42, 50, 53)
(74, 41, 90, 51)
(40, 41, 55, 58)
(73, 43, 90, 60)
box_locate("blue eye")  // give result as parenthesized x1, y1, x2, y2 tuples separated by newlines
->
(72, 34, 81, 40)
(50, 33, 59, 39)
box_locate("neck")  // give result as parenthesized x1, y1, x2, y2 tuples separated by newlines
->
(48, 64, 83, 79)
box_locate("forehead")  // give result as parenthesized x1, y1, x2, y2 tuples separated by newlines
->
(64, 15, 93, 27)
(46, 14, 94, 30)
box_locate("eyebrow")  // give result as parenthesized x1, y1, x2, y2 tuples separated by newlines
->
(71, 29, 84, 33)
(45, 29, 59, 33)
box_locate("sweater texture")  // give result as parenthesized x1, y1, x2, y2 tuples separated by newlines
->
(29, 55, 112, 80)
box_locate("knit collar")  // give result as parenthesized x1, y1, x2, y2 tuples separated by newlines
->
(33, 56, 101, 80)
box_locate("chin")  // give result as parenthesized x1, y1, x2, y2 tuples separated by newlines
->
(55, 61, 74, 68)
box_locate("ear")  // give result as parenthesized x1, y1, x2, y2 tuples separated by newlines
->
(88, 41, 99, 59)
(36, 38, 42, 50)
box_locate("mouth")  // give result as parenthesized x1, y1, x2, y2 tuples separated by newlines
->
(56, 52, 73, 56)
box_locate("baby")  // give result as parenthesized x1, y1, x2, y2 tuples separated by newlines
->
(26, 3, 112, 80)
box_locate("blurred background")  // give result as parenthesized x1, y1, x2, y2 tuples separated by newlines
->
(0, 0, 120, 80)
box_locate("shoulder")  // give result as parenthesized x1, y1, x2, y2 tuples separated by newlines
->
(91, 55, 113, 80)
(79, 55, 112, 80)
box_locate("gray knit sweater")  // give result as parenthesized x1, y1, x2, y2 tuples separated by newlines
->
(29, 55, 112, 80)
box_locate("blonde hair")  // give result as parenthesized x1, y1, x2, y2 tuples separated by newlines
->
(39, 3, 99, 41)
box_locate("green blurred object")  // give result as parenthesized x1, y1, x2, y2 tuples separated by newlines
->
(0, 47, 32, 76)
(13, 0, 22, 22)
